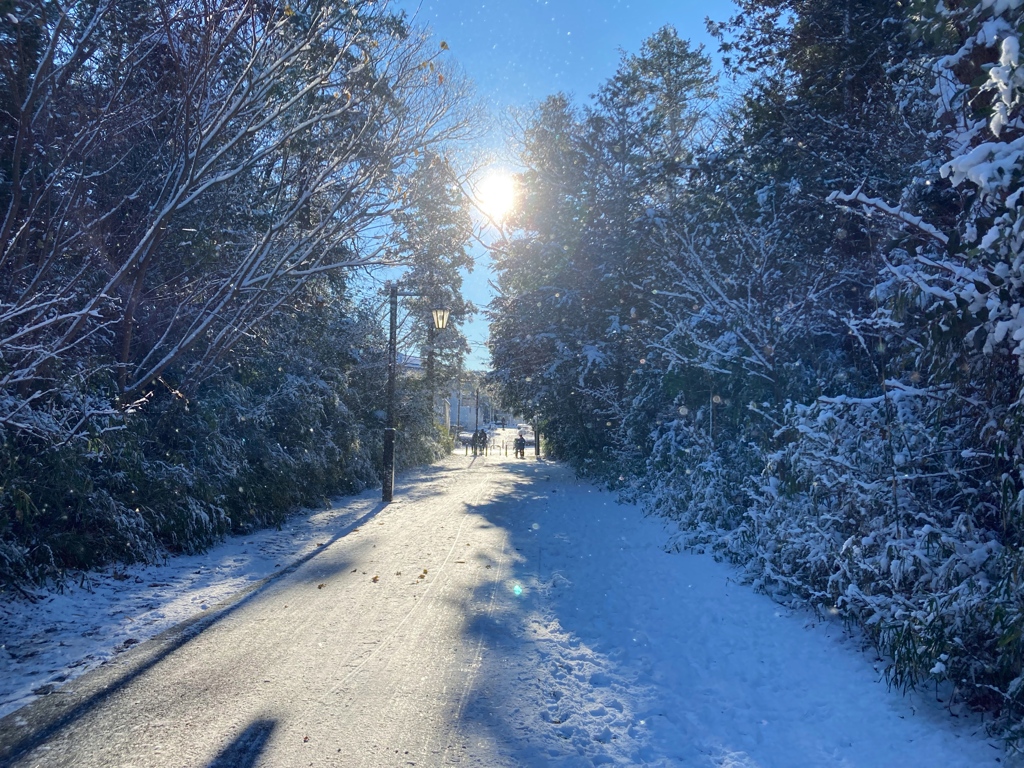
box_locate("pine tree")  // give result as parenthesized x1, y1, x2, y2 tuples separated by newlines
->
(490, 29, 715, 475)
(392, 152, 475, 391)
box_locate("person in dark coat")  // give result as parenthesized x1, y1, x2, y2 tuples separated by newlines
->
(514, 433, 526, 459)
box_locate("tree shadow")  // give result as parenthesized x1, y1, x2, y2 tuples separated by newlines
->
(0, 503, 388, 765)
(444, 459, 667, 765)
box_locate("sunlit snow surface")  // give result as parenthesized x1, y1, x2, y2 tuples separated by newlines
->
(0, 492, 381, 720)
(0, 434, 1008, 765)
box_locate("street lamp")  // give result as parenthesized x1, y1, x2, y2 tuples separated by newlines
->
(425, 307, 450, 391)
(383, 281, 449, 503)
(710, 393, 722, 446)
(431, 308, 450, 330)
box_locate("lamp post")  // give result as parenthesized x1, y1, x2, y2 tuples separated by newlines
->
(456, 384, 463, 435)
(382, 281, 449, 503)
(709, 392, 722, 447)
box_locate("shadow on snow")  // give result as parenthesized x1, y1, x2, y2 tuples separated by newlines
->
(446, 455, 664, 765)
(206, 718, 277, 768)
(0, 502, 387, 765)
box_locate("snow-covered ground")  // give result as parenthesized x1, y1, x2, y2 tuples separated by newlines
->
(0, 484, 383, 721)
(0, 436, 1012, 766)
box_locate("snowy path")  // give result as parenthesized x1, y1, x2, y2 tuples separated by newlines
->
(0, 439, 1008, 767)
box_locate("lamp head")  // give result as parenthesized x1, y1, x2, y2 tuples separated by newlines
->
(431, 307, 450, 330)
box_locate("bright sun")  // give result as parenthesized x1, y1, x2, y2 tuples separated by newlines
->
(476, 171, 516, 223)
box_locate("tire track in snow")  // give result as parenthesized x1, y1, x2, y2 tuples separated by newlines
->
(324, 459, 491, 696)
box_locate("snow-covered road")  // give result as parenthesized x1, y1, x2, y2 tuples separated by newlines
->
(0, 438, 1009, 766)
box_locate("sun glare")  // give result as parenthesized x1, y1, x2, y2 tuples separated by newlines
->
(477, 171, 516, 223)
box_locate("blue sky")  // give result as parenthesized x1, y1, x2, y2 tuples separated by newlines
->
(394, 0, 738, 368)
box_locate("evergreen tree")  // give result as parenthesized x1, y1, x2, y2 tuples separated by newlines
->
(392, 152, 475, 391)
(490, 28, 715, 475)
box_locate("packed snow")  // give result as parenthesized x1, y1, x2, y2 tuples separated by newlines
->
(0, 433, 1010, 765)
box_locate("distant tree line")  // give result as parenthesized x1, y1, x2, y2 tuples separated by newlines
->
(489, 1, 1024, 745)
(0, 0, 475, 590)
